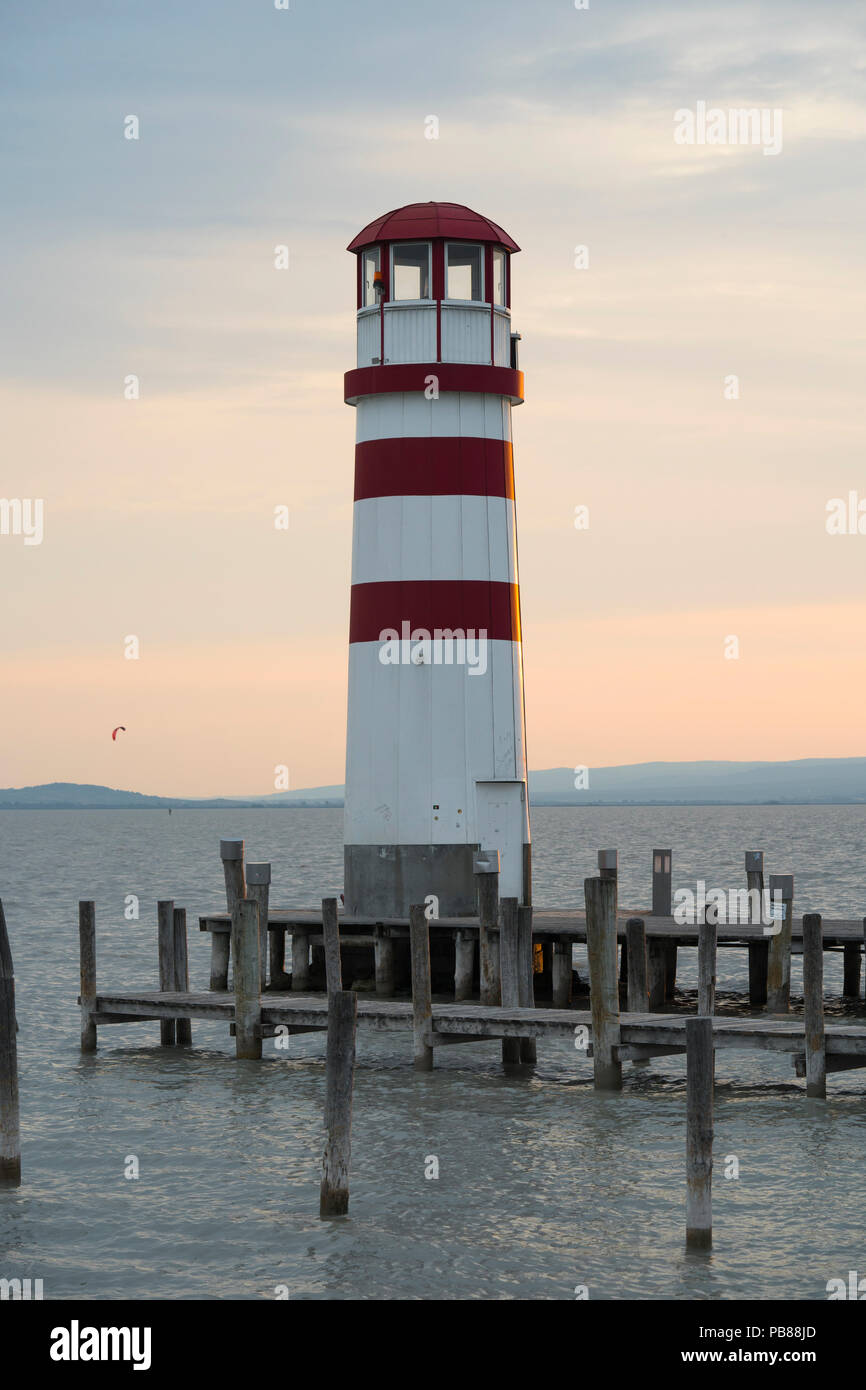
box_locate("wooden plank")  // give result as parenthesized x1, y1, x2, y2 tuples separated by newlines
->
(584, 876, 621, 1090)
(78, 900, 97, 1054)
(0, 900, 21, 1186)
(409, 904, 433, 1071)
(320, 990, 357, 1217)
(231, 899, 261, 1059)
(802, 913, 826, 1098)
(685, 1016, 713, 1248)
(321, 898, 342, 997)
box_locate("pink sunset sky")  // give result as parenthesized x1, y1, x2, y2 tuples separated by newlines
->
(3, 1, 865, 797)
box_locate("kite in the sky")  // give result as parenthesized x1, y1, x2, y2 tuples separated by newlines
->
(111, 726, 126, 741)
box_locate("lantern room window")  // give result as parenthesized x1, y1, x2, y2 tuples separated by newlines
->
(492, 248, 507, 307)
(391, 242, 431, 300)
(445, 243, 484, 302)
(361, 248, 380, 306)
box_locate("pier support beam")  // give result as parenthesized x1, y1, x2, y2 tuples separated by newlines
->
(698, 911, 717, 1017)
(842, 942, 861, 999)
(231, 899, 262, 1060)
(214, 839, 245, 990)
(626, 917, 648, 1013)
(767, 874, 794, 1013)
(409, 904, 433, 1071)
(552, 939, 572, 1009)
(745, 851, 768, 1006)
(173, 907, 192, 1046)
(454, 930, 475, 1002)
(474, 851, 500, 1007)
(78, 899, 97, 1054)
(246, 863, 271, 991)
(685, 1016, 714, 1249)
(0, 900, 21, 1186)
(584, 875, 622, 1091)
(290, 928, 309, 992)
(647, 940, 667, 1010)
(500, 898, 522, 1065)
(321, 898, 342, 997)
(517, 906, 537, 1064)
(157, 900, 176, 1047)
(802, 914, 826, 1099)
(320, 989, 357, 1217)
(374, 926, 395, 998)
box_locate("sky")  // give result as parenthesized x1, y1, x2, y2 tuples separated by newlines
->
(2, 0, 865, 796)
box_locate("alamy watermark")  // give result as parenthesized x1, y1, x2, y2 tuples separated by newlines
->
(378, 623, 488, 675)
(674, 881, 784, 933)
(1, 498, 43, 545)
(674, 102, 783, 156)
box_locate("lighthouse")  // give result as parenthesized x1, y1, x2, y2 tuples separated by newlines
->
(342, 202, 529, 918)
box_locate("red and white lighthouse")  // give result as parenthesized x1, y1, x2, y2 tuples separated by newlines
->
(342, 202, 529, 917)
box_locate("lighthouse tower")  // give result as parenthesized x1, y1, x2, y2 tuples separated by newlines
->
(342, 202, 529, 918)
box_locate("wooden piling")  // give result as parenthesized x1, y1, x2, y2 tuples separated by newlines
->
(172, 907, 192, 1046)
(319, 989, 357, 1218)
(552, 940, 572, 1009)
(78, 899, 97, 1054)
(802, 913, 826, 1099)
(290, 928, 310, 992)
(500, 897, 522, 1064)
(842, 942, 861, 999)
(584, 876, 622, 1090)
(647, 940, 667, 1010)
(213, 839, 245, 991)
(474, 851, 500, 1007)
(0, 900, 21, 1186)
(409, 904, 433, 1071)
(597, 849, 617, 882)
(685, 1016, 714, 1249)
(246, 863, 271, 991)
(157, 900, 177, 1046)
(652, 849, 672, 916)
(745, 850, 768, 1006)
(626, 917, 648, 1013)
(374, 926, 395, 998)
(454, 929, 475, 1002)
(230, 899, 262, 1059)
(321, 898, 342, 997)
(767, 874, 794, 1013)
(697, 909, 717, 1017)
(517, 905, 537, 1064)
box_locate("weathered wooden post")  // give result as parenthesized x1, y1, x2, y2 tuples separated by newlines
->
(173, 907, 192, 1046)
(290, 928, 310, 991)
(842, 941, 861, 999)
(766, 874, 794, 1013)
(647, 938, 667, 1010)
(213, 839, 245, 990)
(802, 913, 826, 1099)
(157, 899, 176, 1046)
(598, 849, 617, 882)
(499, 897, 522, 1064)
(698, 907, 717, 1017)
(374, 926, 395, 998)
(517, 905, 537, 1064)
(745, 850, 768, 1006)
(321, 898, 342, 997)
(0, 901, 21, 1186)
(474, 850, 500, 1006)
(626, 917, 648, 1013)
(552, 939, 572, 1009)
(584, 876, 622, 1090)
(78, 899, 97, 1053)
(231, 899, 262, 1060)
(599, 850, 626, 985)
(651, 849, 677, 998)
(409, 904, 433, 1071)
(685, 1015, 713, 1249)
(319, 989, 357, 1218)
(246, 863, 270, 991)
(652, 849, 672, 916)
(454, 929, 475, 1001)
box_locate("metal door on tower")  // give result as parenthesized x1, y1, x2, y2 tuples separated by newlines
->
(474, 781, 526, 901)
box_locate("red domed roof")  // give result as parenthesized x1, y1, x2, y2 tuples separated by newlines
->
(347, 202, 520, 253)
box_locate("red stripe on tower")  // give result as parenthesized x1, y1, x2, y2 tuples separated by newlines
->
(354, 438, 514, 501)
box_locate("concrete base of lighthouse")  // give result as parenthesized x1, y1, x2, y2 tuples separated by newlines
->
(343, 842, 531, 918)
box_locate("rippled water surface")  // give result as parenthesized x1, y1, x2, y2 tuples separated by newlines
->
(1, 805, 865, 1300)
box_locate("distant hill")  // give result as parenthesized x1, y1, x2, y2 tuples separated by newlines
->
(1, 760, 865, 808)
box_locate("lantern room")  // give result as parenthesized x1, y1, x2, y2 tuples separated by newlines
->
(347, 201, 521, 371)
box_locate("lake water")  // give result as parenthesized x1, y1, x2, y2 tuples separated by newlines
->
(1, 804, 865, 1300)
